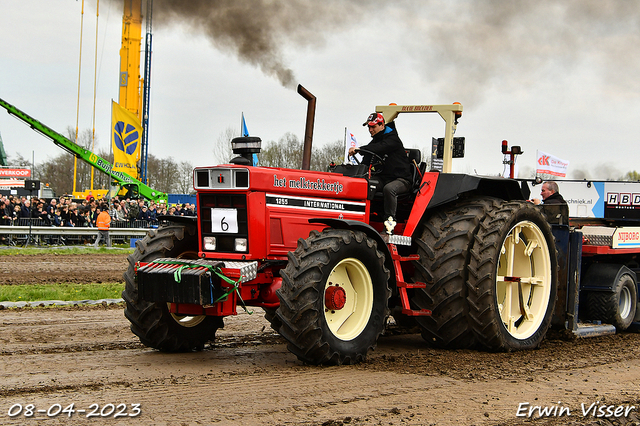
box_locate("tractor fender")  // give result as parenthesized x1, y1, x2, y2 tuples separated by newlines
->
(308, 218, 396, 288)
(427, 173, 526, 210)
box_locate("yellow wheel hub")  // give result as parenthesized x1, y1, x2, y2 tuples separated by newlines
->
(324, 257, 374, 341)
(496, 221, 552, 340)
(168, 308, 207, 328)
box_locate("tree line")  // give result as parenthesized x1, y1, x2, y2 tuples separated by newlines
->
(6, 127, 347, 196)
(8, 124, 639, 198)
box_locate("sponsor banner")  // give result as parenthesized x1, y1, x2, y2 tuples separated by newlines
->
(0, 179, 25, 187)
(536, 150, 569, 177)
(547, 181, 640, 221)
(613, 227, 640, 249)
(0, 168, 31, 178)
(551, 181, 602, 218)
(111, 101, 142, 179)
(603, 182, 640, 221)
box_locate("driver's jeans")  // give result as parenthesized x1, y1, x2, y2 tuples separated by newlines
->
(382, 178, 412, 219)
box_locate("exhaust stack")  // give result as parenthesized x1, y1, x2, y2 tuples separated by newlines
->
(297, 84, 316, 170)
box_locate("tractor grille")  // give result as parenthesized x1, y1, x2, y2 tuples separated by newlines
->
(199, 193, 248, 253)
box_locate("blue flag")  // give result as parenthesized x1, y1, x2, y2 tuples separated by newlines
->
(242, 113, 258, 166)
(242, 113, 249, 137)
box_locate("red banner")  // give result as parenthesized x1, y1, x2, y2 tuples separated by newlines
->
(0, 168, 31, 178)
(0, 179, 24, 187)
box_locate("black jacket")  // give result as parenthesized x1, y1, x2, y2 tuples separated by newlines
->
(543, 192, 566, 204)
(358, 122, 413, 183)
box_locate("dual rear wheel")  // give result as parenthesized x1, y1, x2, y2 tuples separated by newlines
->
(411, 199, 558, 351)
(467, 201, 557, 350)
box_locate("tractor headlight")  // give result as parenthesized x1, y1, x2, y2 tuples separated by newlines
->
(204, 236, 216, 251)
(234, 238, 248, 252)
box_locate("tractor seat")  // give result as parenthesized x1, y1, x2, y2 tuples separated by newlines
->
(405, 148, 425, 190)
(370, 148, 424, 195)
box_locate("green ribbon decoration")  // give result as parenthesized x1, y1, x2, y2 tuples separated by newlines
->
(148, 260, 252, 314)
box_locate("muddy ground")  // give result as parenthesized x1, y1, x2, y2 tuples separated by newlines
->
(0, 253, 128, 285)
(0, 253, 639, 425)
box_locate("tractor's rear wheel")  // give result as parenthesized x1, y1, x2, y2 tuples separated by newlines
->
(273, 228, 391, 365)
(467, 200, 557, 350)
(122, 223, 223, 351)
(263, 307, 281, 331)
(411, 199, 492, 348)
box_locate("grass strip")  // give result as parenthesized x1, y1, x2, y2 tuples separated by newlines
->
(0, 283, 124, 302)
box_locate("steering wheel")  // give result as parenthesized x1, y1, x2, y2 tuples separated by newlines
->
(352, 148, 385, 175)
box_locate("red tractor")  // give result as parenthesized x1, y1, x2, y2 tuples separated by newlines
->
(123, 87, 558, 364)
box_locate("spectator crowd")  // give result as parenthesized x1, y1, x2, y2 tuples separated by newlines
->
(1, 193, 197, 228)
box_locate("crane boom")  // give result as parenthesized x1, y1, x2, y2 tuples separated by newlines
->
(119, 0, 143, 118)
(0, 97, 167, 203)
(0, 131, 7, 166)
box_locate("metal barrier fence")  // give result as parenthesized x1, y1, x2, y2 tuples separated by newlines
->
(0, 218, 153, 246)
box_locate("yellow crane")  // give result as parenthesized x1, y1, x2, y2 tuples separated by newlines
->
(73, 0, 146, 200)
(119, 0, 143, 119)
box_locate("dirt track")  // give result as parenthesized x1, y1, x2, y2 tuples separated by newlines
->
(0, 253, 128, 285)
(1, 253, 639, 425)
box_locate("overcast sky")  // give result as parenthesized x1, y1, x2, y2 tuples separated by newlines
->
(1, 1, 639, 180)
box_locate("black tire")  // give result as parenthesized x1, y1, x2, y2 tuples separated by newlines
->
(467, 200, 558, 351)
(263, 307, 281, 331)
(587, 273, 637, 331)
(273, 228, 391, 365)
(122, 223, 223, 351)
(411, 198, 492, 348)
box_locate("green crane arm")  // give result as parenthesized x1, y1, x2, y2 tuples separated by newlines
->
(0, 97, 167, 203)
(0, 131, 7, 166)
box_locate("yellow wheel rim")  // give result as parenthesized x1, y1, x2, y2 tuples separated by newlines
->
(496, 221, 552, 340)
(168, 307, 207, 327)
(324, 257, 374, 341)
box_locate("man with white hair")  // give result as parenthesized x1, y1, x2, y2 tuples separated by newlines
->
(533, 181, 566, 205)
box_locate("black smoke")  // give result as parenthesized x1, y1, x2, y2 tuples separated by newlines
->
(139, 0, 371, 88)
(107, 1, 640, 99)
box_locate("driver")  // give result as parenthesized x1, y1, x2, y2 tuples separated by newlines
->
(349, 112, 413, 234)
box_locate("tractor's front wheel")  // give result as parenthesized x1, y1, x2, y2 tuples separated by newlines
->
(122, 223, 223, 351)
(467, 200, 558, 350)
(273, 228, 391, 365)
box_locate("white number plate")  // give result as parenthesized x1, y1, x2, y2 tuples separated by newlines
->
(211, 208, 238, 233)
